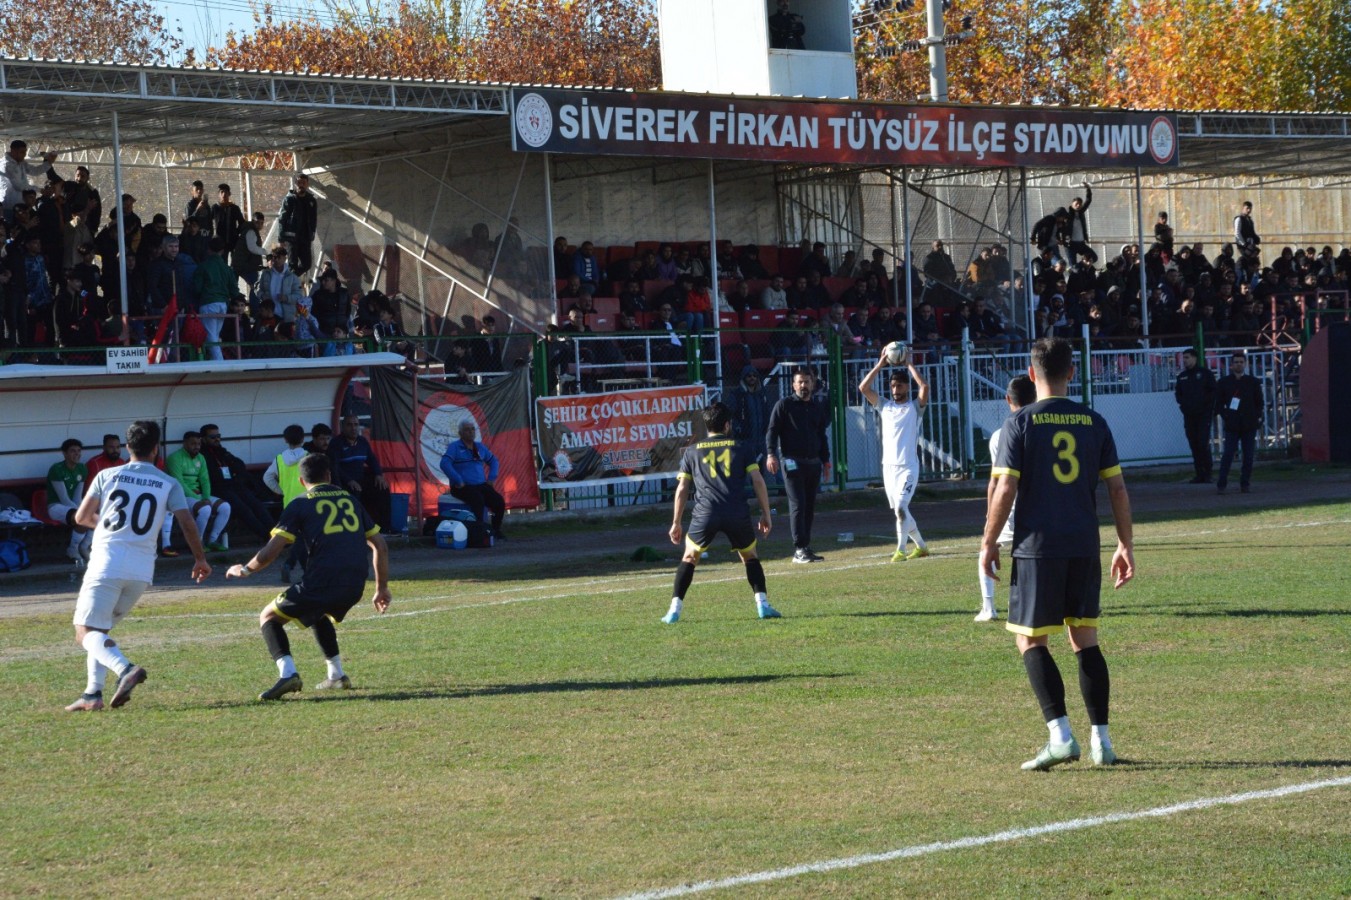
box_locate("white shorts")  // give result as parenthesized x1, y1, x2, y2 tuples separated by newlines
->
(73, 577, 149, 631)
(48, 503, 77, 525)
(883, 466, 917, 512)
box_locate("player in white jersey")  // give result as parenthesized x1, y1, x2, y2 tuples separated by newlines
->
(978, 375, 1038, 622)
(64, 420, 211, 712)
(859, 347, 930, 562)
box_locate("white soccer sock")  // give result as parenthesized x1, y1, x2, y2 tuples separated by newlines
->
(194, 505, 212, 541)
(82, 630, 131, 679)
(978, 562, 995, 606)
(1047, 716, 1073, 744)
(894, 511, 907, 551)
(276, 655, 298, 678)
(754, 592, 769, 608)
(67, 531, 81, 550)
(161, 518, 173, 549)
(667, 598, 682, 616)
(85, 655, 109, 695)
(325, 655, 344, 680)
(206, 502, 231, 542)
(1091, 724, 1111, 748)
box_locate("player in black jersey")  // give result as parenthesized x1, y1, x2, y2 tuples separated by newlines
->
(226, 453, 392, 700)
(982, 338, 1134, 770)
(663, 402, 780, 623)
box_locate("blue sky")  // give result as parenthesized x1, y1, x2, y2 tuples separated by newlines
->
(153, 0, 344, 58)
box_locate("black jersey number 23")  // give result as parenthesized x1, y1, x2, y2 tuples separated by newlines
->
(317, 497, 362, 534)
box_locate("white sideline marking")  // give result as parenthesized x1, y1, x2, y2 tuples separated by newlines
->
(616, 775, 1351, 899)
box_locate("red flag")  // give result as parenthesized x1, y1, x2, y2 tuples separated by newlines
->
(147, 294, 178, 364)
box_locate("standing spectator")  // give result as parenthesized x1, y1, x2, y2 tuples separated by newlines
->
(981, 337, 1134, 770)
(278, 173, 318, 276)
(304, 423, 333, 456)
(765, 366, 831, 564)
(1233, 200, 1261, 256)
(263, 424, 309, 580)
(552, 235, 572, 281)
(86, 433, 127, 480)
(199, 424, 275, 542)
(185, 180, 213, 236)
(1, 140, 56, 221)
(1214, 351, 1263, 494)
(330, 414, 391, 533)
(438, 419, 507, 541)
(22, 233, 52, 345)
(473, 315, 504, 371)
(226, 452, 390, 700)
(1065, 184, 1096, 264)
(179, 215, 209, 263)
(147, 235, 197, 316)
(233, 212, 266, 298)
(63, 420, 210, 712)
(1175, 348, 1216, 484)
(726, 365, 772, 457)
(1154, 211, 1174, 253)
(48, 438, 93, 563)
(211, 184, 245, 266)
(859, 348, 931, 563)
(768, 0, 806, 48)
(165, 431, 232, 552)
(73, 166, 102, 235)
(293, 296, 323, 357)
(191, 237, 237, 362)
(34, 177, 66, 286)
(308, 268, 346, 334)
(0, 219, 27, 349)
(256, 246, 303, 324)
(922, 239, 957, 285)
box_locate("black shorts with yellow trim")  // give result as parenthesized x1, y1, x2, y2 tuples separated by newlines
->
(266, 582, 364, 628)
(1005, 555, 1102, 637)
(686, 512, 757, 559)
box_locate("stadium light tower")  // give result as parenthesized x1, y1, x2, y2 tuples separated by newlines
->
(856, 0, 975, 101)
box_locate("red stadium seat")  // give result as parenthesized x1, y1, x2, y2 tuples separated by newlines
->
(823, 277, 854, 303)
(591, 297, 620, 317)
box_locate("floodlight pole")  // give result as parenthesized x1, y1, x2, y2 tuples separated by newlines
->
(926, 0, 949, 101)
(111, 111, 131, 345)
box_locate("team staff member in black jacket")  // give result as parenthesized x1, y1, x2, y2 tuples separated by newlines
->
(1214, 351, 1263, 494)
(765, 366, 831, 563)
(1174, 348, 1216, 484)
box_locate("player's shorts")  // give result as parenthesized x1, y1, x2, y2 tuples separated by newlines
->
(266, 582, 364, 628)
(73, 577, 149, 631)
(1005, 555, 1102, 637)
(686, 512, 757, 559)
(883, 466, 917, 512)
(47, 503, 77, 525)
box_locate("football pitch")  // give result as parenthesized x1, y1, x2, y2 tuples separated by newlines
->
(2, 483, 1349, 896)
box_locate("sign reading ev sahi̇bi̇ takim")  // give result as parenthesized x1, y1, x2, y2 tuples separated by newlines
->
(536, 385, 707, 488)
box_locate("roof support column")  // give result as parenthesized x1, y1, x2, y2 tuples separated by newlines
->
(902, 167, 913, 341)
(1135, 167, 1149, 337)
(1020, 167, 1034, 337)
(543, 153, 557, 308)
(707, 158, 720, 381)
(111, 111, 130, 344)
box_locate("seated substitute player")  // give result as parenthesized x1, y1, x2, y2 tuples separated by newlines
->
(858, 346, 930, 563)
(977, 375, 1037, 623)
(226, 453, 391, 700)
(65, 420, 212, 712)
(981, 338, 1134, 770)
(664, 402, 780, 624)
(48, 438, 93, 563)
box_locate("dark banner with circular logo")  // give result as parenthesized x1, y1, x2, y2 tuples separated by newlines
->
(511, 88, 1178, 169)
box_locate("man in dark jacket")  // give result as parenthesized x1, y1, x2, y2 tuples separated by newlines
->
(726, 365, 773, 460)
(765, 366, 831, 563)
(1174, 348, 1216, 483)
(1214, 352, 1263, 494)
(278, 173, 318, 276)
(199, 424, 276, 541)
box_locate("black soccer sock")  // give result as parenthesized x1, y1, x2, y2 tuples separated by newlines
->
(672, 561, 696, 601)
(1022, 645, 1068, 722)
(311, 617, 341, 659)
(744, 558, 767, 594)
(261, 619, 291, 662)
(1076, 644, 1111, 726)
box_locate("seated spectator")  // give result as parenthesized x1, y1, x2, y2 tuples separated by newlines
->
(463, 222, 495, 273)
(798, 241, 832, 279)
(309, 269, 346, 334)
(650, 302, 685, 364)
(839, 276, 871, 309)
(966, 246, 996, 295)
(820, 302, 861, 357)
(946, 299, 977, 341)
(685, 276, 713, 333)
(615, 311, 647, 362)
(323, 323, 355, 357)
(373, 304, 412, 358)
(47, 438, 92, 562)
(636, 248, 661, 281)
(445, 339, 476, 383)
(329, 413, 391, 532)
(552, 235, 572, 279)
(607, 254, 644, 294)
(771, 308, 812, 361)
(165, 430, 232, 552)
(912, 301, 943, 346)
(572, 240, 600, 288)
(86, 433, 127, 479)
(438, 419, 507, 541)
(199, 423, 274, 542)
(654, 243, 678, 281)
(760, 274, 787, 310)
(472, 315, 504, 371)
(738, 244, 769, 279)
(557, 272, 585, 300)
(673, 246, 696, 279)
(220, 294, 252, 359)
(293, 296, 323, 357)
(785, 274, 813, 311)
(724, 279, 756, 313)
(923, 239, 957, 285)
(863, 304, 905, 347)
(802, 269, 831, 309)
(618, 278, 647, 315)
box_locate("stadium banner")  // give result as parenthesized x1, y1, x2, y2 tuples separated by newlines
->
(511, 88, 1179, 169)
(537, 385, 708, 488)
(369, 366, 540, 517)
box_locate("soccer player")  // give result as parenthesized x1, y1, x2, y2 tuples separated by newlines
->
(858, 346, 930, 563)
(981, 338, 1134, 770)
(664, 402, 779, 624)
(64, 420, 212, 712)
(48, 438, 93, 564)
(226, 453, 391, 700)
(978, 375, 1037, 622)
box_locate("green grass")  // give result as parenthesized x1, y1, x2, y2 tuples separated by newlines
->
(2, 499, 1349, 896)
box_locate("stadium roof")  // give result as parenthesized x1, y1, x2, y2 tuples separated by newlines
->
(3, 58, 1350, 175)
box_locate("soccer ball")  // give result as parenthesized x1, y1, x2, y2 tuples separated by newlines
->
(884, 341, 909, 366)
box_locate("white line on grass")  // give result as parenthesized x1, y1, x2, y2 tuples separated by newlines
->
(616, 775, 1351, 899)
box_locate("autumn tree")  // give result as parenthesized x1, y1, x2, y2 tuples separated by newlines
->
(0, 0, 183, 64)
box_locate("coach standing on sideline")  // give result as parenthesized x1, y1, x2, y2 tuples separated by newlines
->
(1174, 349, 1215, 484)
(765, 366, 831, 564)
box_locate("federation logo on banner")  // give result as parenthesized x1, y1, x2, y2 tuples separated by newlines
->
(514, 93, 554, 148)
(1148, 116, 1178, 165)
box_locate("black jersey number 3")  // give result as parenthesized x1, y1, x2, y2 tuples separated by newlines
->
(1051, 431, 1081, 484)
(102, 489, 159, 535)
(317, 497, 362, 534)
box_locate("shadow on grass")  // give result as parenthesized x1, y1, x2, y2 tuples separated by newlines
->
(1095, 759, 1351, 771)
(1169, 609, 1350, 619)
(200, 672, 848, 709)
